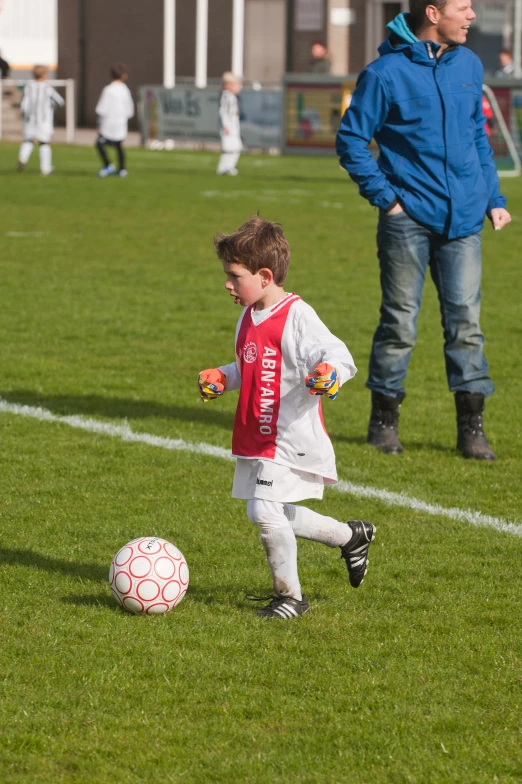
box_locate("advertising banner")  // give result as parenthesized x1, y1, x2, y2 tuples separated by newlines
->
(282, 74, 521, 174)
(139, 86, 281, 149)
(283, 79, 345, 152)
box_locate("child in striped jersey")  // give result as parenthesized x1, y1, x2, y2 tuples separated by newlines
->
(17, 65, 64, 176)
(216, 72, 243, 176)
(198, 216, 376, 619)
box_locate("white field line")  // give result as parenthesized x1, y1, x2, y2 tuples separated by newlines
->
(332, 481, 522, 537)
(6, 231, 46, 237)
(1, 397, 521, 538)
(0, 399, 232, 462)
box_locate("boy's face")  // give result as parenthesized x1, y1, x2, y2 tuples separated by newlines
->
(223, 262, 267, 308)
(225, 81, 241, 95)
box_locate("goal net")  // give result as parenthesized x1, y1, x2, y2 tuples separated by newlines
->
(0, 78, 76, 143)
(482, 84, 521, 178)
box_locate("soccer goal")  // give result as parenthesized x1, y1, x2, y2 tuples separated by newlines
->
(0, 78, 76, 142)
(483, 84, 521, 178)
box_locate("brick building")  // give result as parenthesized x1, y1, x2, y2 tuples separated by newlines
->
(56, 0, 513, 127)
(57, 0, 374, 127)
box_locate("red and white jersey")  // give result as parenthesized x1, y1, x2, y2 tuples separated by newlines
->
(219, 294, 357, 483)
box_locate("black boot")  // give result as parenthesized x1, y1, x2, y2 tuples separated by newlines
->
(367, 391, 405, 454)
(455, 392, 496, 460)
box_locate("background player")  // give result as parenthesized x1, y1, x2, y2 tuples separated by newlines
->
(198, 216, 376, 619)
(17, 65, 64, 176)
(217, 72, 243, 176)
(95, 62, 134, 178)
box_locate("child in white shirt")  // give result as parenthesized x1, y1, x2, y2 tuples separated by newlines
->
(198, 216, 376, 619)
(18, 65, 64, 176)
(217, 72, 243, 176)
(95, 62, 134, 178)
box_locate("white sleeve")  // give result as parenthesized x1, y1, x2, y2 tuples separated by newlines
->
(219, 92, 235, 127)
(218, 361, 241, 391)
(50, 86, 65, 107)
(95, 87, 108, 118)
(126, 87, 135, 119)
(294, 303, 357, 387)
(217, 309, 246, 391)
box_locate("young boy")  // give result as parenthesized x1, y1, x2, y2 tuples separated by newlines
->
(198, 216, 376, 619)
(17, 65, 64, 176)
(95, 62, 134, 178)
(217, 72, 243, 176)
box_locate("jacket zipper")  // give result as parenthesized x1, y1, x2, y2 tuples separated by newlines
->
(434, 62, 453, 236)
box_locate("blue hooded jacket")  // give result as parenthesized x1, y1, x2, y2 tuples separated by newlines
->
(336, 13, 507, 238)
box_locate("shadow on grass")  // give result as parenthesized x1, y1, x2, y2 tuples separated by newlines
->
(405, 440, 454, 454)
(330, 432, 368, 447)
(61, 593, 119, 610)
(241, 172, 345, 185)
(332, 431, 451, 453)
(0, 389, 234, 431)
(184, 584, 244, 608)
(63, 585, 246, 612)
(0, 547, 107, 582)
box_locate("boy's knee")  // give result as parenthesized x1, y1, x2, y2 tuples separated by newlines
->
(246, 499, 286, 528)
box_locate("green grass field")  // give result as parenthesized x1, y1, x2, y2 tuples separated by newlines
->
(0, 143, 521, 783)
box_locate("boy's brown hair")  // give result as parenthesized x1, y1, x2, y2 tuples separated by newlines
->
(33, 65, 48, 80)
(110, 62, 128, 81)
(214, 215, 290, 285)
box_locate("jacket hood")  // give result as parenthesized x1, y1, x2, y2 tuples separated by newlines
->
(387, 12, 418, 44)
(379, 12, 446, 65)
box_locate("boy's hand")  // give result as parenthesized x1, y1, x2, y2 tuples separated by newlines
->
(305, 363, 340, 400)
(198, 369, 226, 402)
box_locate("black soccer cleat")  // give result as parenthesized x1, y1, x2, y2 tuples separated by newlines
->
(340, 521, 376, 588)
(254, 594, 310, 619)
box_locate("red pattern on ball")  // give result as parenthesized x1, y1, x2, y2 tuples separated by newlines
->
(110, 537, 189, 615)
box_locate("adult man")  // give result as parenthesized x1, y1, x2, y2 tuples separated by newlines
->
(495, 48, 514, 77)
(336, 0, 511, 460)
(309, 41, 331, 74)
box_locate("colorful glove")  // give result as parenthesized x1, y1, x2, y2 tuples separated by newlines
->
(198, 368, 226, 402)
(305, 363, 340, 400)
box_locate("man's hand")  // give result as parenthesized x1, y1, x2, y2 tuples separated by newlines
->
(198, 369, 226, 402)
(489, 208, 511, 231)
(305, 363, 340, 400)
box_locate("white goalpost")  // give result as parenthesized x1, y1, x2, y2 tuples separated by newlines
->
(482, 84, 521, 178)
(0, 78, 76, 142)
(163, 0, 244, 88)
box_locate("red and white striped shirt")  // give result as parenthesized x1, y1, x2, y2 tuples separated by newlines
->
(219, 294, 356, 483)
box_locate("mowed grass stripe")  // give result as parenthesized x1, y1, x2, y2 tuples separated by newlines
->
(2, 396, 520, 538)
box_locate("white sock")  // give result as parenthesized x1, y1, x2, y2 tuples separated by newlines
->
(39, 144, 52, 174)
(19, 141, 34, 164)
(247, 499, 302, 600)
(284, 504, 352, 548)
(217, 151, 240, 174)
(259, 525, 302, 600)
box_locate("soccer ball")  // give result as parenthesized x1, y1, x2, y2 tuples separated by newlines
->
(109, 537, 189, 614)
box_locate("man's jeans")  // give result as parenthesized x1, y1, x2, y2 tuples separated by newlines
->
(367, 210, 494, 397)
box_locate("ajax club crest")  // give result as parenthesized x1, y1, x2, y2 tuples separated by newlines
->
(242, 342, 258, 363)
